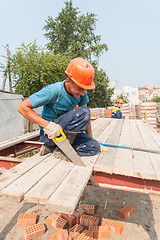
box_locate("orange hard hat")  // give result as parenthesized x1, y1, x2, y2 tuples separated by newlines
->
(116, 98, 123, 104)
(65, 58, 95, 89)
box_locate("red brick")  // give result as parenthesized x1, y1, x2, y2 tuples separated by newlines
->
(48, 213, 59, 226)
(101, 218, 123, 235)
(82, 230, 93, 238)
(69, 224, 83, 234)
(80, 214, 99, 227)
(50, 229, 68, 240)
(56, 217, 67, 229)
(89, 226, 109, 239)
(60, 213, 76, 227)
(73, 209, 85, 224)
(48, 213, 67, 229)
(76, 230, 93, 240)
(79, 204, 95, 215)
(68, 231, 81, 240)
(119, 205, 135, 219)
(24, 222, 45, 240)
(79, 195, 83, 202)
(76, 208, 85, 220)
(17, 213, 37, 225)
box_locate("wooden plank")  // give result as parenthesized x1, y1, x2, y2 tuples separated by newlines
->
(144, 122, 160, 147)
(92, 118, 112, 139)
(136, 120, 160, 180)
(0, 131, 39, 151)
(0, 153, 51, 191)
(130, 120, 156, 179)
(113, 119, 134, 177)
(24, 160, 74, 204)
(91, 118, 106, 132)
(94, 119, 123, 174)
(45, 119, 110, 213)
(0, 156, 25, 162)
(0, 155, 60, 202)
(46, 165, 92, 214)
(46, 120, 126, 213)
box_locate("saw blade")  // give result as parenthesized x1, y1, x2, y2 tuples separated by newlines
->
(53, 138, 85, 167)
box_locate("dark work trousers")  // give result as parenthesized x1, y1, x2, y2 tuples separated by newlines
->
(40, 107, 100, 156)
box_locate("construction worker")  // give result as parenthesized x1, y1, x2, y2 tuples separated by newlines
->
(18, 57, 104, 156)
(112, 98, 125, 119)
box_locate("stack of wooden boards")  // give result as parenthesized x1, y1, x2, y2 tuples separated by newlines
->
(0, 118, 160, 213)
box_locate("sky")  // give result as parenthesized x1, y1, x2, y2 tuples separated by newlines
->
(0, 0, 160, 91)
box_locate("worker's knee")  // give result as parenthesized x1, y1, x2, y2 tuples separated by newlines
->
(75, 106, 91, 122)
(73, 133, 100, 156)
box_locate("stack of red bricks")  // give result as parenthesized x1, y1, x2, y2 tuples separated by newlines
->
(89, 108, 105, 120)
(17, 202, 134, 239)
(139, 102, 158, 127)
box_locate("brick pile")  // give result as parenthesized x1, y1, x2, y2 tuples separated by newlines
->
(106, 102, 159, 127)
(16, 201, 135, 239)
(120, 104, 136, 119)
(89, 108, 105, 120)
(139, 102, 158, 127)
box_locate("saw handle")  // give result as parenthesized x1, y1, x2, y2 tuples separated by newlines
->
(52, 126, 66, 142)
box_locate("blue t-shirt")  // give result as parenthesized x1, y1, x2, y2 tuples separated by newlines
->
(29, 81, 89, 122)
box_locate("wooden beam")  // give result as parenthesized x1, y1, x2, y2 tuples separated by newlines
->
(0, 156, 25, 163)
(0, 131, 39, 151)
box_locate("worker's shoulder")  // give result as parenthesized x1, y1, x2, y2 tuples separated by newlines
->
(42, 82, 64, 94)
(44, 81, 63, 89)
(112, 106, 120, 112)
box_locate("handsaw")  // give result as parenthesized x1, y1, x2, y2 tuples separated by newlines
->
(52, 127, 85, 167)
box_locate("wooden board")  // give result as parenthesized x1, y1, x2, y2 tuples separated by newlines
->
(24, 160, 74, 204)
(45, 118, 109, 213)
(1, 155, 61, 202)
(94, 118, 160, 181)
(1, 118, 160, 214)
(136, 120, 160, 180)
(94, 119, 124, 174)
(0, 153, 51, 191)
(130, 120, 156, 179)
(46, 165, 92, 213)
(113, 119, 134, 177)
(0, 131, 39, 151)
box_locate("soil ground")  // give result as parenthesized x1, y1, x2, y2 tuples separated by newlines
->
(0, 185, 160, 240)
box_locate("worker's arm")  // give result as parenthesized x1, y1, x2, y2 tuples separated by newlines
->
(17, 98, 49, 128)
(81, 104, 93, 138)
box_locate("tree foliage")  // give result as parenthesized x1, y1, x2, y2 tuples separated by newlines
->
(43, 0, 113, 107)
(10, 42, 70, 95)
(152, 96, 160, 103)
(87, 67, 114, 107)
(116, 94, 129, 104)
(43, 0, 108, 62)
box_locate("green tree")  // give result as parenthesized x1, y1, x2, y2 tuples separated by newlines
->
(43, 0, 113, 107)
(152, 96, 160, 103)
(43, 0, 108, 61)
(116, 94, 129, 104)
(87, 67, 114, 107)
(10, 42, 70, 95)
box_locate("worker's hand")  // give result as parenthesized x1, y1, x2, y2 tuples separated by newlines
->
(43, 122, 61, 139)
